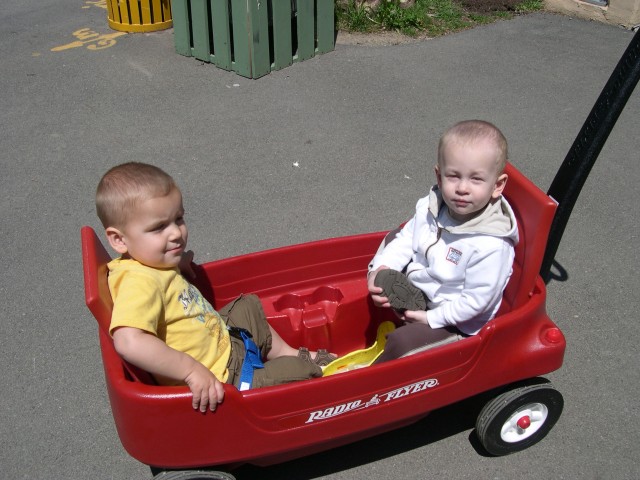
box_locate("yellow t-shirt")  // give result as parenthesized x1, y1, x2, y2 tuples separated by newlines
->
(108, 258, 231, 384)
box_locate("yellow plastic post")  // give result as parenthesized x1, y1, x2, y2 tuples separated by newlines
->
(107, 0, 172, 33)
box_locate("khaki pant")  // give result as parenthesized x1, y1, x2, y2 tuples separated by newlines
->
(374, 322, 465, 364)
(220, 294, 322, 389)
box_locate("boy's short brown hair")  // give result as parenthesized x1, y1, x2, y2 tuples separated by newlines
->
(438, 120, 508, 173)
(96, 162, 178, 228)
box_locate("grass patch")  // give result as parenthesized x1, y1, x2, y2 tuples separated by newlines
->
(336, 0, 544, 37)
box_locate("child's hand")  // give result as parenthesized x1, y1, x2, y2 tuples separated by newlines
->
(184, 362, 226, 413)
(403, 309, 429, 324)
(179, 250, 196, 279)
(368, 266, 391, 308)
(112, 327, 224, 412)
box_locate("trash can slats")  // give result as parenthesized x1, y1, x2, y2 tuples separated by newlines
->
(172, 0, 335, 79)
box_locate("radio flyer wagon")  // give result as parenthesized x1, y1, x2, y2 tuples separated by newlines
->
(81, 29, 640, 480)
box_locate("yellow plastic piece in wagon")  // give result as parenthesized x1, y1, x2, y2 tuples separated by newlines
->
(323, 321, 396, 376)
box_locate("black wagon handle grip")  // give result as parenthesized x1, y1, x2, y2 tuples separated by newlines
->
(541, 28, 640, 282)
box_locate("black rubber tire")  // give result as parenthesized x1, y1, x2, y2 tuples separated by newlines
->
(476, 381, 564, 456)
(153, 471, 236, 480)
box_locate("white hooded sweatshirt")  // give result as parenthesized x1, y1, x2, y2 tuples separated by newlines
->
(369, 186, 519, 335)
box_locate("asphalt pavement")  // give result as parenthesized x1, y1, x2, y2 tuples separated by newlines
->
(1, 2, 639, 479)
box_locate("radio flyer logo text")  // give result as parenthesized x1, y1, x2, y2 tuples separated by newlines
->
(305, 378, 439, 423)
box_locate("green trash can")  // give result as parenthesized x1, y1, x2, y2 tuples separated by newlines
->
(172, 0, 335, 79)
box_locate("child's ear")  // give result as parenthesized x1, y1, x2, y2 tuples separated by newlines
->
(434, 164, 442, 188)
(105, 227, 129, 255)
(492, 173, 508, 199)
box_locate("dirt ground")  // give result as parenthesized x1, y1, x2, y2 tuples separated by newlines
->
(336, 30, 431, 46)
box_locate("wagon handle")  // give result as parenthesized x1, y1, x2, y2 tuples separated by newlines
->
(540, 28, 640, 283)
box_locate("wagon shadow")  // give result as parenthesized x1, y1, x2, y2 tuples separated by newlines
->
(233, 393, 492, 480)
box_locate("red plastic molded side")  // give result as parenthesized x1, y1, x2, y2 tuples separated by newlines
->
(500, 163, 558, 311)
(81, 162, 564, 469)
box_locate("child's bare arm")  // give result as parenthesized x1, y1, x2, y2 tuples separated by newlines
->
(112, 327, 225, 412)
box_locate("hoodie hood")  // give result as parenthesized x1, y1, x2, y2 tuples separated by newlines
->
(428, 186, 519, 244)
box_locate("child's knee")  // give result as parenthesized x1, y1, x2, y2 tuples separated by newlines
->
(252, 357, 322, 388)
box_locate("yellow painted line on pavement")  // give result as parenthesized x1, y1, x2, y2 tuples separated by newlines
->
(52, 1, 121, 53)
(83, 0, 107, 9)
(51, 28, 126, 52)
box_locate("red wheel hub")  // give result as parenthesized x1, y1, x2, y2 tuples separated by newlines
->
(517, 415, 531, 429)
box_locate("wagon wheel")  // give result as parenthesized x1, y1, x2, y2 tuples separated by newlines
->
(476, 381, 564, 456)
(153, 470, 236, 480)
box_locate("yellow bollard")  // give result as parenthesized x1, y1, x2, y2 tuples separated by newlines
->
(106, 0, 172, 33)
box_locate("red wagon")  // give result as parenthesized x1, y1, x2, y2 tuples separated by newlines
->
(82, 161, 563, 477)
(82, 28, 639, 480)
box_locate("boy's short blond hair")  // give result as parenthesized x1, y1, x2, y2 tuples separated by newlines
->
(96, 162, 178, 228)
(438, 120, 508, 173)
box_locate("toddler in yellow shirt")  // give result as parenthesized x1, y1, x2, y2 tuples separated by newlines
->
(96, 162, 329, 413)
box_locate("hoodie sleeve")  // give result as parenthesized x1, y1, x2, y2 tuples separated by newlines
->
(369, 195, 433, 273)
(369, 214, 417, 273)
(427, 239, 514, 333)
